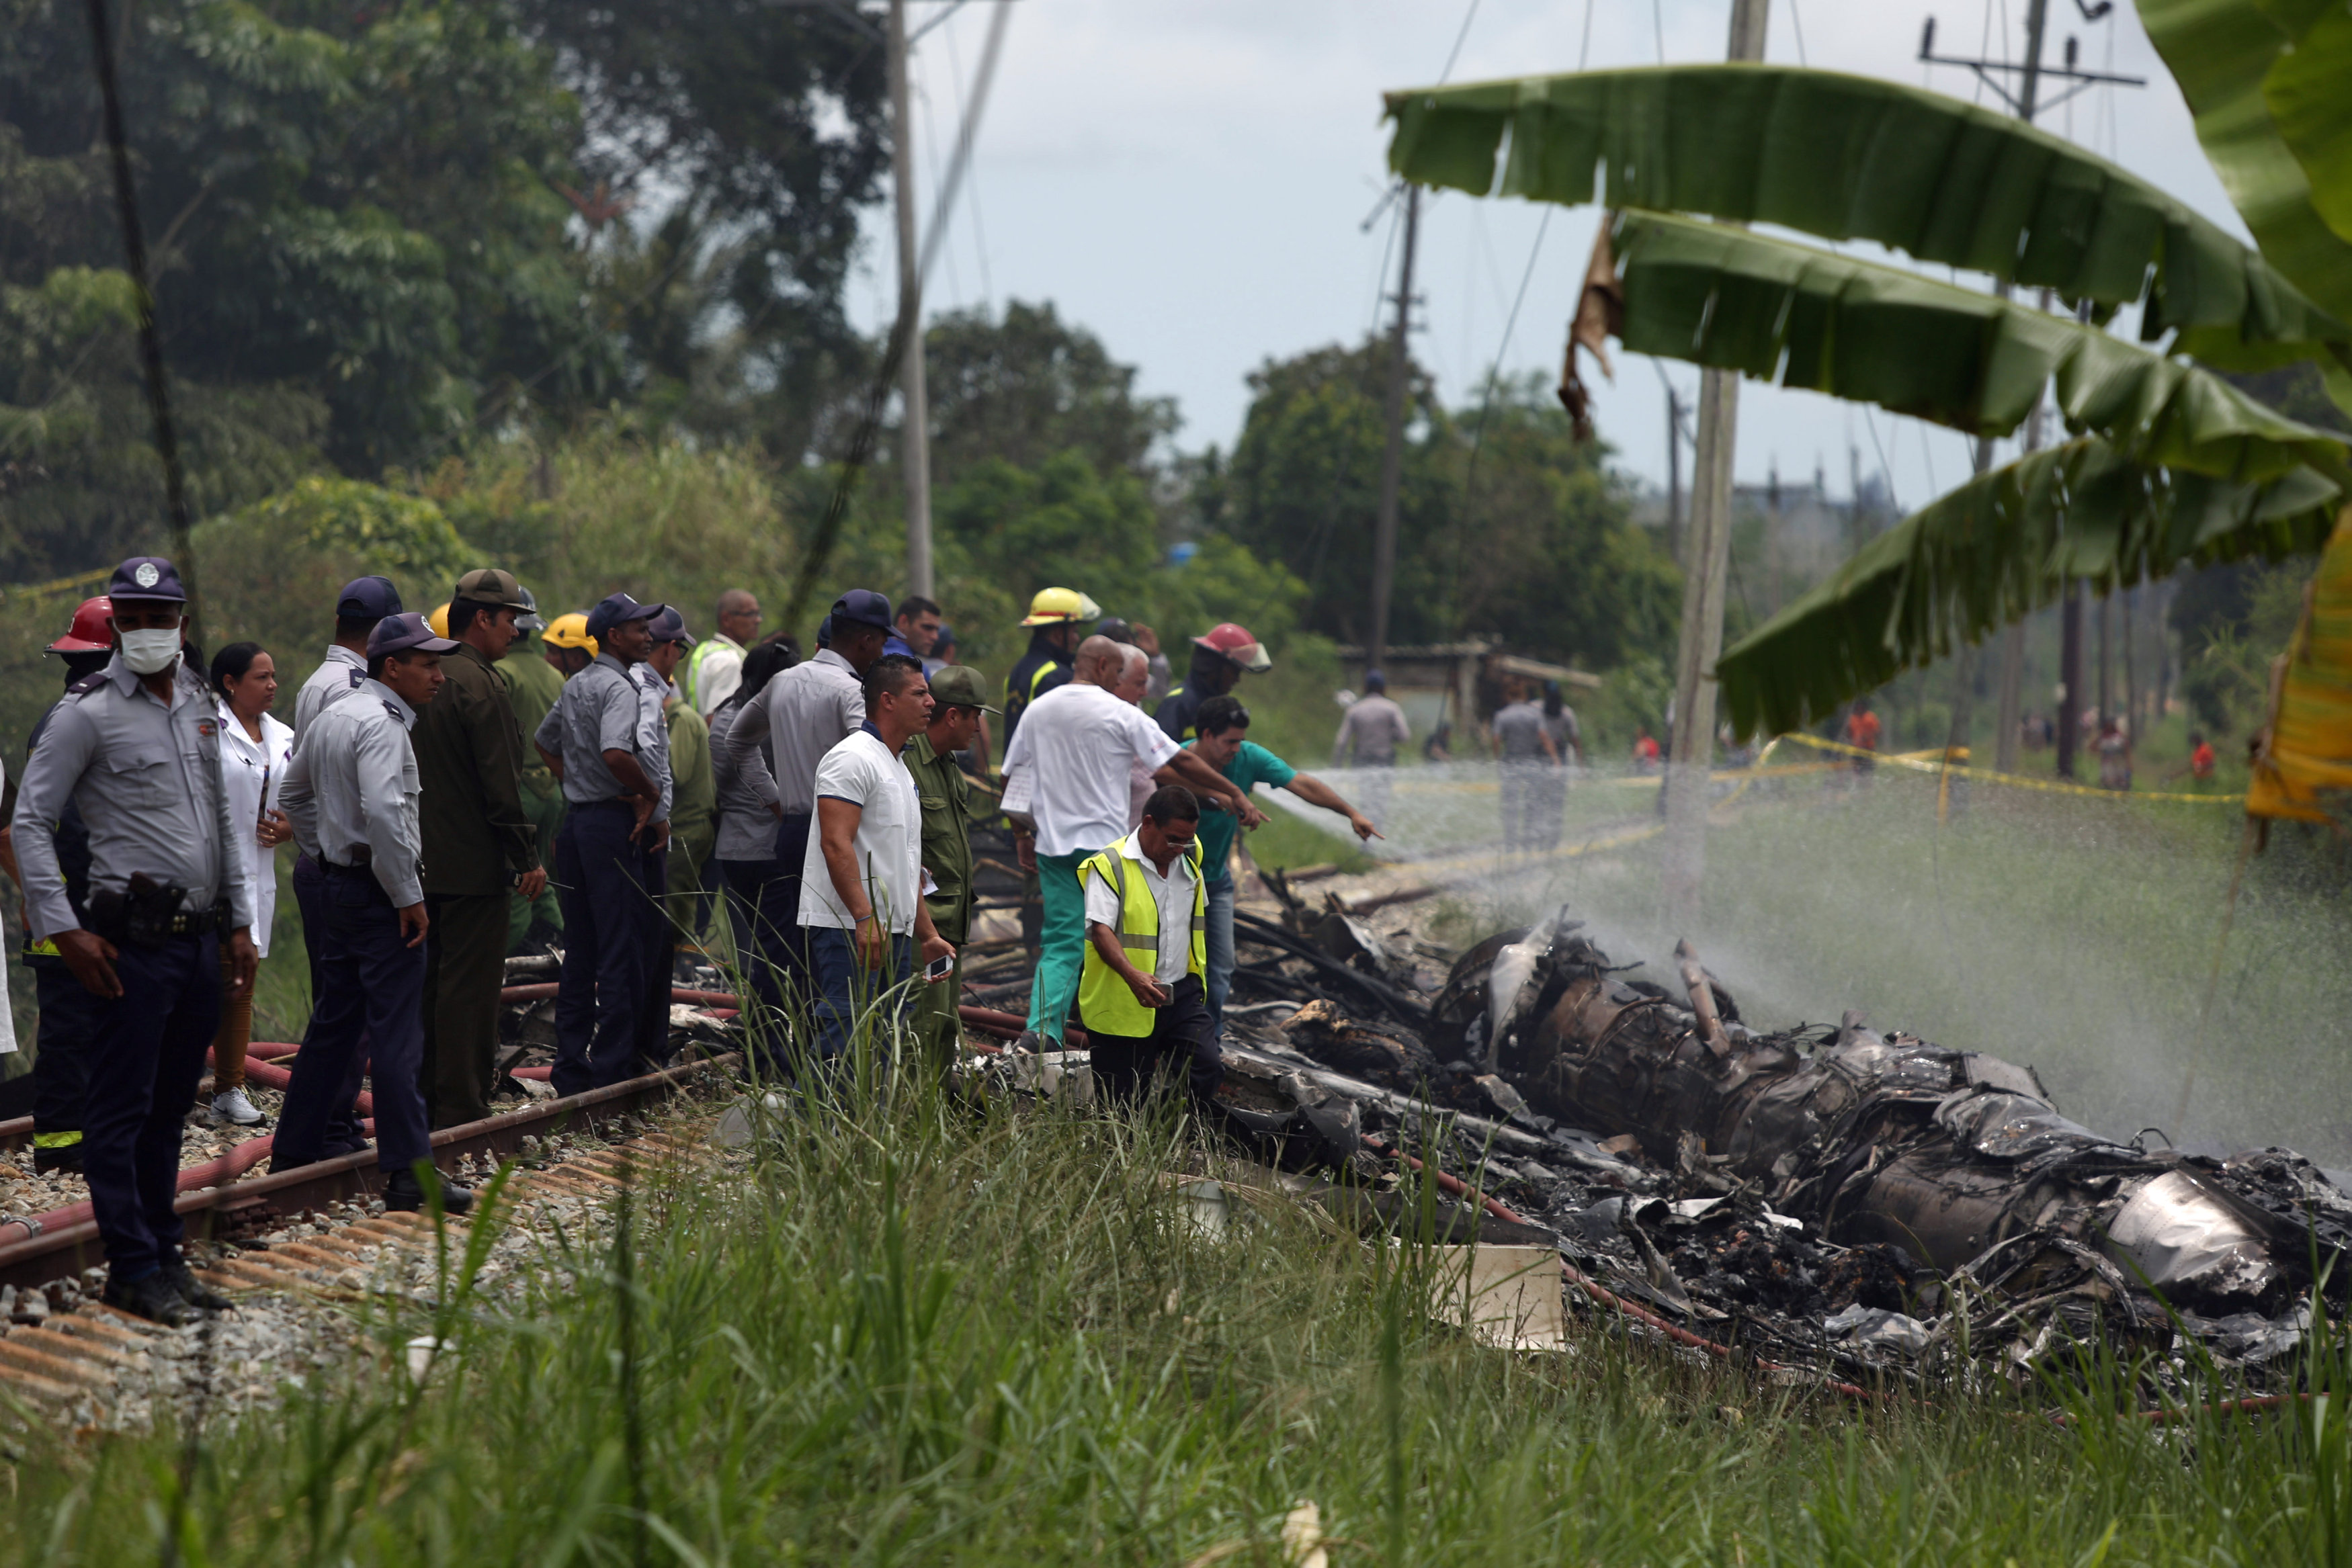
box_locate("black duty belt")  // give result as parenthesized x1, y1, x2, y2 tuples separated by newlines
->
(324, 847, 374, 874)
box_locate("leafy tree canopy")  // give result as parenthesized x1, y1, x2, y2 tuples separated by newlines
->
(920, 300, 1180, 487)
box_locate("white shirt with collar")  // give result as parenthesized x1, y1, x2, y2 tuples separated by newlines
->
(292, 644, 368, 741)
(999, 681, 1179, 859)
(1083, 829, 1200, 986)
(732, 648, 865, 817)
(796, 724, 922, 934)
(217, 702, 294, 957)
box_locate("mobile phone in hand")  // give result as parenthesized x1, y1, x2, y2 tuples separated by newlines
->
(927, 954, 952, 981)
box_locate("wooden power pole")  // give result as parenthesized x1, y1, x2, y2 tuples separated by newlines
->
(1368, 185, 1421, 677)
(1661, 0, 1769, 929)
(889, 0, 935, 601)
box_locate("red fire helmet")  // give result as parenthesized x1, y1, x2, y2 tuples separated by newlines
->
(47, 596, 114, 655)
(1192, 621, 1271, 673)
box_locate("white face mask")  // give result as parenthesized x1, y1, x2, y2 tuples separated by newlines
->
(118, 627, 182, 676)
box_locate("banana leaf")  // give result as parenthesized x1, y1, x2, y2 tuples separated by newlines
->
(2266, 2, 2352, 249)
(2138, 0, 2352, 330)
(1713, 439, 2341, 737)
(2249, 506, 2352, 825)
(1613, 212, 2349, 484)
(1382, 64, 2349, 369)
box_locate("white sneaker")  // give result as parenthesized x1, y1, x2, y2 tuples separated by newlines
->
(211, 1088, 266, 1127)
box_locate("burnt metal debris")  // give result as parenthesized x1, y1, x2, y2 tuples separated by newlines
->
(1161, 900, 2352, 1394)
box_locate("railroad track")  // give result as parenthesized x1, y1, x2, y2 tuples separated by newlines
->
(0, 1068, 732, 1422)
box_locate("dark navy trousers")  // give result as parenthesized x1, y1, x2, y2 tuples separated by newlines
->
(83, 932, 219, 1277)
(275, 867, 431, 1174)
(806, 926, 914, 1063)
(552, 801, 667, 1096)
(763, 813, 815, 1006)
(721, 855, 794, 1068)
(290, 853, 371, 1148)
(29, 957, 100, 1137)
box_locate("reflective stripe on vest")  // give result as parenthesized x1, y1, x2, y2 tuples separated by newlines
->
(1075, 839, 1207, 1037)
(684, 639, 729, 709)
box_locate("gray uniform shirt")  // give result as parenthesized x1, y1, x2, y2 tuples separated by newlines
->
(292, 644, 368, 740)
(1334, 694, 1411, 766)
(726, 648, 864, 817)
(634, 664, 675, 822)
(11, 655, 256, 941)
(280, 678, 426, 906)
(1492, 701, 1550, 762)
(708, 701, 780, 862)
(534, 653, 645, 807)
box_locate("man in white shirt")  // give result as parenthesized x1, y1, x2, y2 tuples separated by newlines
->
(799, 654, 954, 1063)
(1332, 667, 1413, 829)
(999, 635, 1261, 1049)
(1077, 786, 1218, 1104)
(686, 588, 761, 716)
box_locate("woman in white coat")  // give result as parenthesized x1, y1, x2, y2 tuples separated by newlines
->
(208, 643, 294, 1126)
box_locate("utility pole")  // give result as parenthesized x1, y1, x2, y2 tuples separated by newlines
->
(1664, 384, 1683, 564)
(1923, 0, 2142, 779)
(1660, 0, 1769, 930)
(1368, 183, 1421, 675)
(888, 0, 935, 601)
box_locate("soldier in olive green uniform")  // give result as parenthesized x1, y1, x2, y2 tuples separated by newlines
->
(902, 666, 997, 1076)
(499, 591, 570, 951)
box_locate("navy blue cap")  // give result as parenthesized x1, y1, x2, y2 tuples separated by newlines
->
(815, 615, 833, 650)
(830, 589, 893, 633)
(108, 556, 187, 603)
(648, 606, 689, 644)
(368, 611, 460, 660)
(335, 575, 403, 620)
(585, 592, 666, 642)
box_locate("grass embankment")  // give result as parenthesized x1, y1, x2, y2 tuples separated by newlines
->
(10, 1084, 2351, 1565)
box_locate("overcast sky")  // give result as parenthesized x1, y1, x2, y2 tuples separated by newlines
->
(853, 0, 2233, 511)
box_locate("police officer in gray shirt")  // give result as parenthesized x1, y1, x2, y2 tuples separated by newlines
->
(534, 593, 671, 1093)
(288, 575, 402, 1158)
(273, 612, 475, 1215)
(9, 557, 257, 1325)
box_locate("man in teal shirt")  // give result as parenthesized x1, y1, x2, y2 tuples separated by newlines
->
(1186, 694, 1380, 1041)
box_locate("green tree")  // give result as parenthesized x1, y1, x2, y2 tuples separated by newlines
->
(920, 300, 1179, 487)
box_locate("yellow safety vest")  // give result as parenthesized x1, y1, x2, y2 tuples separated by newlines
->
(683, 636, 740, 711)
(1077, 838, 1207, 1036)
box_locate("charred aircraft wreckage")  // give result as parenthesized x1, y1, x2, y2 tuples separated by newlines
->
(1096, 906, 2352, 1390)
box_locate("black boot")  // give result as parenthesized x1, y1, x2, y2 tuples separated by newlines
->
(159, 1258, 234, 1312)
(384, 1168, 476, 1217)
(32, 1141, 83, 1176)
(101, 1269, 200, 1327)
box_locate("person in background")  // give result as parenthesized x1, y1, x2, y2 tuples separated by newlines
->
(536, 594, 671, 1094)
(275, 612, 474, 1215)
(1155, 622, 1273, 742)
(1000, 636, 1258, 1050)
(1003, 587, 1097, 749)
(13, 598, 116, 1172)
(1114, 644, 1158, 826)
(902, 665, 994, 1077)
(1423, 719, 1455, 763)
(1530, 681, 1583, 853)
(1078, 785, 1218, 1106)
(628, 606, 679, 1060)
(413, 570, 545, 1129)
(1332, 666, 1410, 829)
(1632, 726, 1661, 774)
(1490, 680, 1557, 852)
(286, 576, 402, 1164)
(1099, 617, 1172, 707)
(2097, 718, 2132, 793)
(207, 643, 294, 1128)
(687, 589, 761, 717)
(542, 612, 598, 678)
(889, 595, 942, 662)
(708, 641, 796, 1041)
(2181, 730, 2218, 786)
(1185, 695, 1380, 1041)
(922, 625, 957, 679)
(501, 586, 566, 952)
(12, 558, 258, 1323)
(1843, 699, 1881, 773)
(798, 654, 954, 1064)
(646, 607, 715, 977)
(722, 589, 893, 1008)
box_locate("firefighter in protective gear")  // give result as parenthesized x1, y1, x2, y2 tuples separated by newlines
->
(1075, 784, 1219, 1104)
(1154, 622, 1273, 742)
(1002, 586, 1099, 752)
(542, 612, 598, 676)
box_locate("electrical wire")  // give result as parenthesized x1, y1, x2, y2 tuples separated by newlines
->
(1445, 208, 1553, 620)
(1439, 0, 1482, 82)
(1861, 404, 1900, 515)
(1785, 0, 1808, 66)
(1652, 0, 1667, 63)
(1579, 0, 1595, 69)
(941, 9, 995, 308)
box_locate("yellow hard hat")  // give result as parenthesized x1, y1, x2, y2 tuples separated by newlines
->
(543, 611, 599, 656)
(1019, 586, 1101, 626)
(428, 602, 451, 638)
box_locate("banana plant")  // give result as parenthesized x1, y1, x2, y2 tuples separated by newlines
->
(1382, 32, 2352, 738)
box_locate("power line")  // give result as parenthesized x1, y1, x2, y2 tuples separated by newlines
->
(1786, 0, 1808, 65)
(1446, 207, 1552, 620)
(941, 9, 995, 308)
(1439, 0, 1482, 81)
(1579, 0, 1596, 69)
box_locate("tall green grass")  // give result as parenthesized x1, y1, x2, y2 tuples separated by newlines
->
(10, 1066, 2352, 1566)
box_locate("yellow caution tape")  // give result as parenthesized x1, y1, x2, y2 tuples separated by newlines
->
(1771, 731, 2244, 805)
